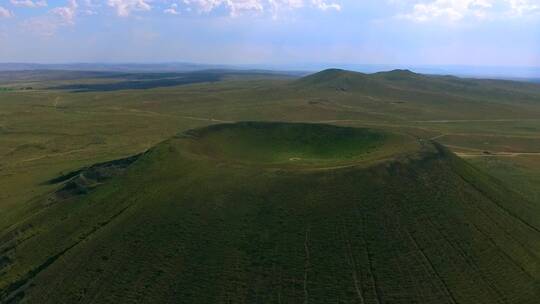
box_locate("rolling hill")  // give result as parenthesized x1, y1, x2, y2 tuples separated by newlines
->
(295, 68, 540, 99)
(1, 122, 539, 303)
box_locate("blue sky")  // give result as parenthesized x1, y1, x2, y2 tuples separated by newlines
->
(0, 0, 539, 67)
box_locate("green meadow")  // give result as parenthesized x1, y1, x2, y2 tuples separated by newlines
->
(1, 69, 540, 303)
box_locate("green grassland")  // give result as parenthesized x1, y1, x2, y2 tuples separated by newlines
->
(184, 122, 399, 167)
(467, 156, 540, 204)
(1, 122, 540, 303)
(1, 69, 540, 303)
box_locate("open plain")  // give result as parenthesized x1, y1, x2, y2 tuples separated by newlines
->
(1, 69, 540, 303)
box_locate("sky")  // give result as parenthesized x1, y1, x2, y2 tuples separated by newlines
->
(0, 0, 539, 67)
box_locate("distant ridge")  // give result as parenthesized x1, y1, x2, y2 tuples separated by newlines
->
(2, 63, 539, 81)
(0, 62, 229, 72)
(297, 68, 364, 81)
(298, 68, 422, 83)
(294, 68, 430, 92)
(372, 69, 424, 80)
(294, 68, 540, 100)
(295, 68, 374, 91)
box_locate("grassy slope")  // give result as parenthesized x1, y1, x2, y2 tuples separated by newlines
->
(2, 70, 540, 227)
(186, 122, 392, 166)
(1, 70, 540, 303)
(467, 156, 540, 204)
(1, 123, 539, 303)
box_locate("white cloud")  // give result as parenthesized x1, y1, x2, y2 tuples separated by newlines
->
(50, 0, 78, 24)
(508, 0, 540, 16)
(180, 0, 340, 16)
(163, 8, 179, 14)
(8, 0, 339, 18)
(164, 3, 179, 14)
(399, 0, 493, 22)
(107, 0, 151, 17)
(10, 0, 48, 8)
(228, 0, 265, 16)
(311, 0, 340, 11)
(181, 0, 263, 16)
(22, 0, 79, 36)
(397, 0, 539, 22)
(84, 0, 100, 7)
(80, 0, 99, 15)
(0, 6, 13, 18)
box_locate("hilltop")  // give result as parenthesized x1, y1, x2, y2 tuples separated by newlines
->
(295, 68, 540, 96)
(295, 69, 374, 91)
(1, 122, 539, 303)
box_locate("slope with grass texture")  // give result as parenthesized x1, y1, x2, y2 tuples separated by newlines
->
(296, 69, 540, 106)
(0, 122, 539, 303)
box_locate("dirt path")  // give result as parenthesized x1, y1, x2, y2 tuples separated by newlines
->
(303, 227, 311, 304)
(341, 221, 366, 304)
(414, 119, 540, 123)
(128, 110, 234, 123)
(65, 108, 235, 125)
(456, 152, 540, 158)
(430, 134, 447, 140)
(180, 116, 234, 123)
(53, 97, 61, 108)
(432, 132, 540, 139)
(441, 143, 540, 157)
(18, 148, 89, 163)
(127, 109, 176, 117)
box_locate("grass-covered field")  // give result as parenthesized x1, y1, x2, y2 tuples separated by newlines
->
(184, 122, 400, 167)
(2, 122, 540, 303)
(1, 69, 540, 303)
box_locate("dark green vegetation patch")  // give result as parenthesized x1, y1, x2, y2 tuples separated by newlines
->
(45, 70, 295, 92)
(183, 122, 386, 166)
(1, 122, 539, 304)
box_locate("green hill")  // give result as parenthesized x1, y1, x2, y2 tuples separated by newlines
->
(295, 68, 426, 88)
(372, 69, 422, 81)
(295, 68, 540, 103)
(295, 69, 379, 92)
(1, 122, 539, 303)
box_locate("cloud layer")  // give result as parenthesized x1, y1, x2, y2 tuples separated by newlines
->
(51, 0, 78, 24)
(107, 0, 151, 17)
(0, 6, 14, 18)
(119, 0, 341, 17)
(2, 0, 538, 33)
(3, 0, 539, 20)
(399, 0, 540, 22)
(10, 0, 48, 8)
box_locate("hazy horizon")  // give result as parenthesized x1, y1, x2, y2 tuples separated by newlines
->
(0, 0, 539, 68)
(1, 62, 540, 80)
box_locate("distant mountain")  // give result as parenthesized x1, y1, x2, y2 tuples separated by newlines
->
(0, 62, 229, 72)
(3, 63, 539, 81)
(269, 64, 540, 81)
(0, 69, 298, 90)
(372, 69, 424, 80)
(295, 68, 540, 100)
(295, 69, 377, 91)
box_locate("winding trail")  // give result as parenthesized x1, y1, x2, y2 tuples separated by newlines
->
(179, 116, 233, 123)
(456, 152, 540, 158)
(430, 134, 447, 140)
(19, 148, 88, 163)
(303, 227, 311, 304)
(414, 119, 540, 123)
